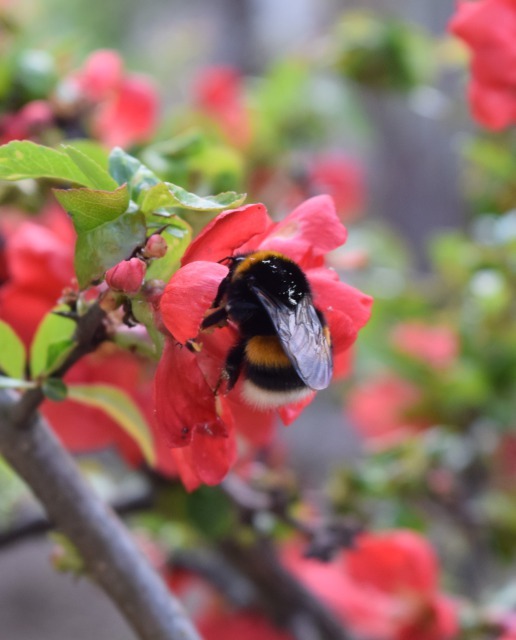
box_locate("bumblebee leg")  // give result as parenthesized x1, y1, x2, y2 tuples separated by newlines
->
(201, 306, 228, 330)
(211, 273, 231, 308)
(217, 340, 246, 394)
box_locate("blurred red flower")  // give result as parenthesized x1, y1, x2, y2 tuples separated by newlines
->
(0, 100, 54, 144)
(199, 611, 292, 640)
(193, 65, 252, 148)
(449, 0, 516, 130)
(390, 321, 459, 370)
(67, 49, 158, 148)
(347, 375, 426, 448)
(285, 530, 458, 640)
(308, 153, 365, 222)
(155, 196, 373, 490)
(0, 203, 171, 471)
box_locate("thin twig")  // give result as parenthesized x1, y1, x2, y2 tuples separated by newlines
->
(10, 303, 108, 427)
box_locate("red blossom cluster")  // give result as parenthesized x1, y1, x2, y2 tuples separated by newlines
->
(449, 0, 516, 130)
(347, 375, 426, 449)
(193, 65, 253, 149)
(0, 49, 158, 147)
(0, 205, 172, 472)
(176, 530, 458, 640)
(347, 322, 459, 448)
(308, 152, 365, 222)
(284, 530, 458, 640)
(0, 101, 54, 145)
(154, 195, 372, 489)
(63, 49, 158, 148)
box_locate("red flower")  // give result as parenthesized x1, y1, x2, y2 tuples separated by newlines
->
(308, 153, 365, 222)
(0, 203, 75, 344)
(154, 196, 372, 490)
(167, 565, 293, 640)
(390, 322, 459, 370)
(0, 100, 54, 144)
(347, 375, 427, 449)
(0, 204, 171, 473)
(66, 49, 158, 147)
(199, 611, 292, 640)
(193, 65, 252, 148)
(449, 0, 516, 130)
(284, 530, 458, 640)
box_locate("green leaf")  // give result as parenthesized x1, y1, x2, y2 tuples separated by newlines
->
(0, 141, 94, 186)
(30, 310, 76, 379)
(74, 209, 146, 289)
(64, 139, 111, 170)
(139, 182, 177, 215)
(165, 182, 246, 211)
(130, 298, 165, 358)
(54, 184, 130, 233)
(186, 486, 234, 537)
(46, 338, 75, 374)
(42, 378, 68, 401)
(0, 321, 26, 380)
(109, 147, 161, 198)
(67, 384, 156, 465)
(0, 375, 37, 389)
(145, 220, 192, 282)
(48, 532, 85, 576)
(63, 146, 120, 191)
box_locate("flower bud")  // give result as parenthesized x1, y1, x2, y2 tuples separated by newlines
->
(105, 258, 146, 294)
(143, 234, 168, 259)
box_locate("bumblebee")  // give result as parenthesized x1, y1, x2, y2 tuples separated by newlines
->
(201, 250, 333, 408)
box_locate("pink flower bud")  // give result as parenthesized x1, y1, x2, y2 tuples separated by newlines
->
(105, 258, 146, 294)
(143, 234, 168, 259)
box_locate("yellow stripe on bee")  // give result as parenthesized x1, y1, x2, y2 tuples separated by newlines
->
(233, 250, 293, 277)
(323, 325, 331, 346)
(245, 335, 292, 368)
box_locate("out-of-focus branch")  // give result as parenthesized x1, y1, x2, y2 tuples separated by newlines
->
(217, 475, 358, 639)
(0, 490, 154, 548)
(0, 389, 201, 640)
(220, 537, 353, 640)
(0, 302, 201, 640)
(221, 475, 361, 560)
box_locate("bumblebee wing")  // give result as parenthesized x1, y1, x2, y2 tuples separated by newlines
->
(251, 286, 333, 390)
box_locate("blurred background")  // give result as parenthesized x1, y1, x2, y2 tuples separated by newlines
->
(3, 0, 516, 638)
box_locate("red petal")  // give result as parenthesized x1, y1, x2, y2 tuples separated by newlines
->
(278, 392, 316, 426)
(333, 346, 354, 379)
(160, 261, 228, 343)
(344, 530, 439, 594)
(224, 387, 276, 446)
(93, 75, 158, 148)
(170, 401, 237, 490)
(258, 196, 348, 265)
(189, 423, 237, 486)
(195, 326, 238, 389)
(77, 49, 123, 100)
(469, 78, 516, 130)
(181, 204, 273, 265)
(171, 447, 202, 492)
(308, 268, 372, 356)
(154, 338, 223, 447)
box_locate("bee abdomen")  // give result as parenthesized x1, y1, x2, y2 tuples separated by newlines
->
(242, 335, 311, 408)
(244, 335, 291, 368)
